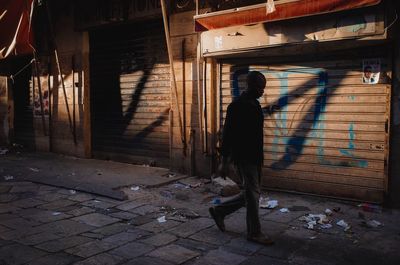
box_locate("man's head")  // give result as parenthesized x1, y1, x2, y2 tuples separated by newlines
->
(246, 71, 266, 98)
(364, 65, 372, 78)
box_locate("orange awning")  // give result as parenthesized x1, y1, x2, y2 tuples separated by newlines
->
(195, 0, 382, 32)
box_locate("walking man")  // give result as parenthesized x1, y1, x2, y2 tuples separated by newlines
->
(209, 71, 273, 245)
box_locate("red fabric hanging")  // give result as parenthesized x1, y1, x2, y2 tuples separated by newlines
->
(0, 0, 34, 59)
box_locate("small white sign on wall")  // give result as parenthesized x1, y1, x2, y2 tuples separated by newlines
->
(214, 36, 223, 50)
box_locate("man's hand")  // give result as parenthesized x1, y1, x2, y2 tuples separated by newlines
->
(217, 157, 230, 179)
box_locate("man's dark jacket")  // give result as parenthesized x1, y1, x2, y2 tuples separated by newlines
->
(220, 92, 264, 166)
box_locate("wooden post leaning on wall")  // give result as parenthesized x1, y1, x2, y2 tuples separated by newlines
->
(47, 58, 53, 151)
(82, 31, 92, 158)
(160, 0, 185, 148)
(210, 58, 217, 172)
(6, 78, 14, 143)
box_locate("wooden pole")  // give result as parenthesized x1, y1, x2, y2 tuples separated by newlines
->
(160, 0, 185, 144)
(45, 0, 75, 141)
(202, 57, 208, 153)
(47, 58, 53, 151)
(181, 38, 187, 156)
(72, 55, 77, 145)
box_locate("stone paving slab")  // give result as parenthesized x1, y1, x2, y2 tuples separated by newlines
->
(189, 227, 236, 245)
(168, 217, 214, 238)
(138, 219, 181, 233)
(72, 252, 124, 265)
(22, 209, 73, 223)
(14, 231, 61, 246)
(0, 243, 47, 265)
(110, 241, 154, 259)
(175, 238, 218, 253)
(81, 200, 116, 210)
(0, 194, 18, 204)
(66, 206, 96, 217)
(65, 240, 116, 258)
(191, 248, 247, 265)
(116, 200, 146, 211)
(103, 231, 146, 246)
(129, 204, 160, 215)
(35, 235, 93, 253)
(27, 252, 81, 265)
(72, 213, 120, 227)
(109, 211, 137, 220)
(0, 217, 41, 229)
(92, 223, 133, 236)
(38, 199, 77, 210)
(10, 198, 47, 208)
(139, 233, 178, 247)
(129, 213, 158, 226)
(221, 237, 263, 256)
(239, 255, 289, 265)
(33, 192, 68, 202)
(34, 219, 96, 237)
(147, 244, 200, 264)
(0, 226, 42, 241)
(68, 193, 96, 202)
(122, 256, 175, 265)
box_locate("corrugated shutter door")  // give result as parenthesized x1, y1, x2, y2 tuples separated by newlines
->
(90, 21, 170, 166)
(220, 52, 390, 202)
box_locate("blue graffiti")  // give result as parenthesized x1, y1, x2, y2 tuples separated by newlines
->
(348, 95, 356, 101)
(231, 67, 368, 169)
(337, 123, 369, 168)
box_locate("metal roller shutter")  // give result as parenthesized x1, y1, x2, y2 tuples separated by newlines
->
(90, 20, 170, 166)
(220, 49, 390, 202)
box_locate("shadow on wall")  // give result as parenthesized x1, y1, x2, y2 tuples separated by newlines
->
(90, 20, 171, 163)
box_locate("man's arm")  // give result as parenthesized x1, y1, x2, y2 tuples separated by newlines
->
(218, 103, 236, 178)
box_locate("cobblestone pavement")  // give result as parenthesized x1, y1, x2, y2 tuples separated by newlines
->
(0, 177, 400, 265)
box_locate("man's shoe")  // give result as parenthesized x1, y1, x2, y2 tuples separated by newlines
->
(209, 207, 225, 232)
(247, 233, 274, 246)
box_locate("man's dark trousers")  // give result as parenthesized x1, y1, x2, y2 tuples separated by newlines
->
(214, 163, 261, 237)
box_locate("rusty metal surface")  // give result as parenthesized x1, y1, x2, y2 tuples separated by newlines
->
(195, 0, 382, 31)
(90, 20, 171, 166)
(219, 47, 390, 202)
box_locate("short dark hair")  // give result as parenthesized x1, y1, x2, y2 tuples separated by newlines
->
(247, 71, 266, 87)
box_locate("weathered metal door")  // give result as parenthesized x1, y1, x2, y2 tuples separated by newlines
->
(220, 50, 390, 202)
(90, 20, 171, 166)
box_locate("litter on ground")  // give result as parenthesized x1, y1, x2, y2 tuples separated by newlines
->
(361, 220, 383, 228)
(280, 208, 290, 213)
(29, 167, 40, 172)
(337, 219, 351, 231)
(157, 216, 166, 223)
(0, 148, 9, 155)
(130, 186, 140, 191)
(3, 175, 14, 181)
(259, 197, 278, 209)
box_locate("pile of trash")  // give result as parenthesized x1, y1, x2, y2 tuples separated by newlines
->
(299, 212, 336, 231)
(297, 205, 384, 233)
